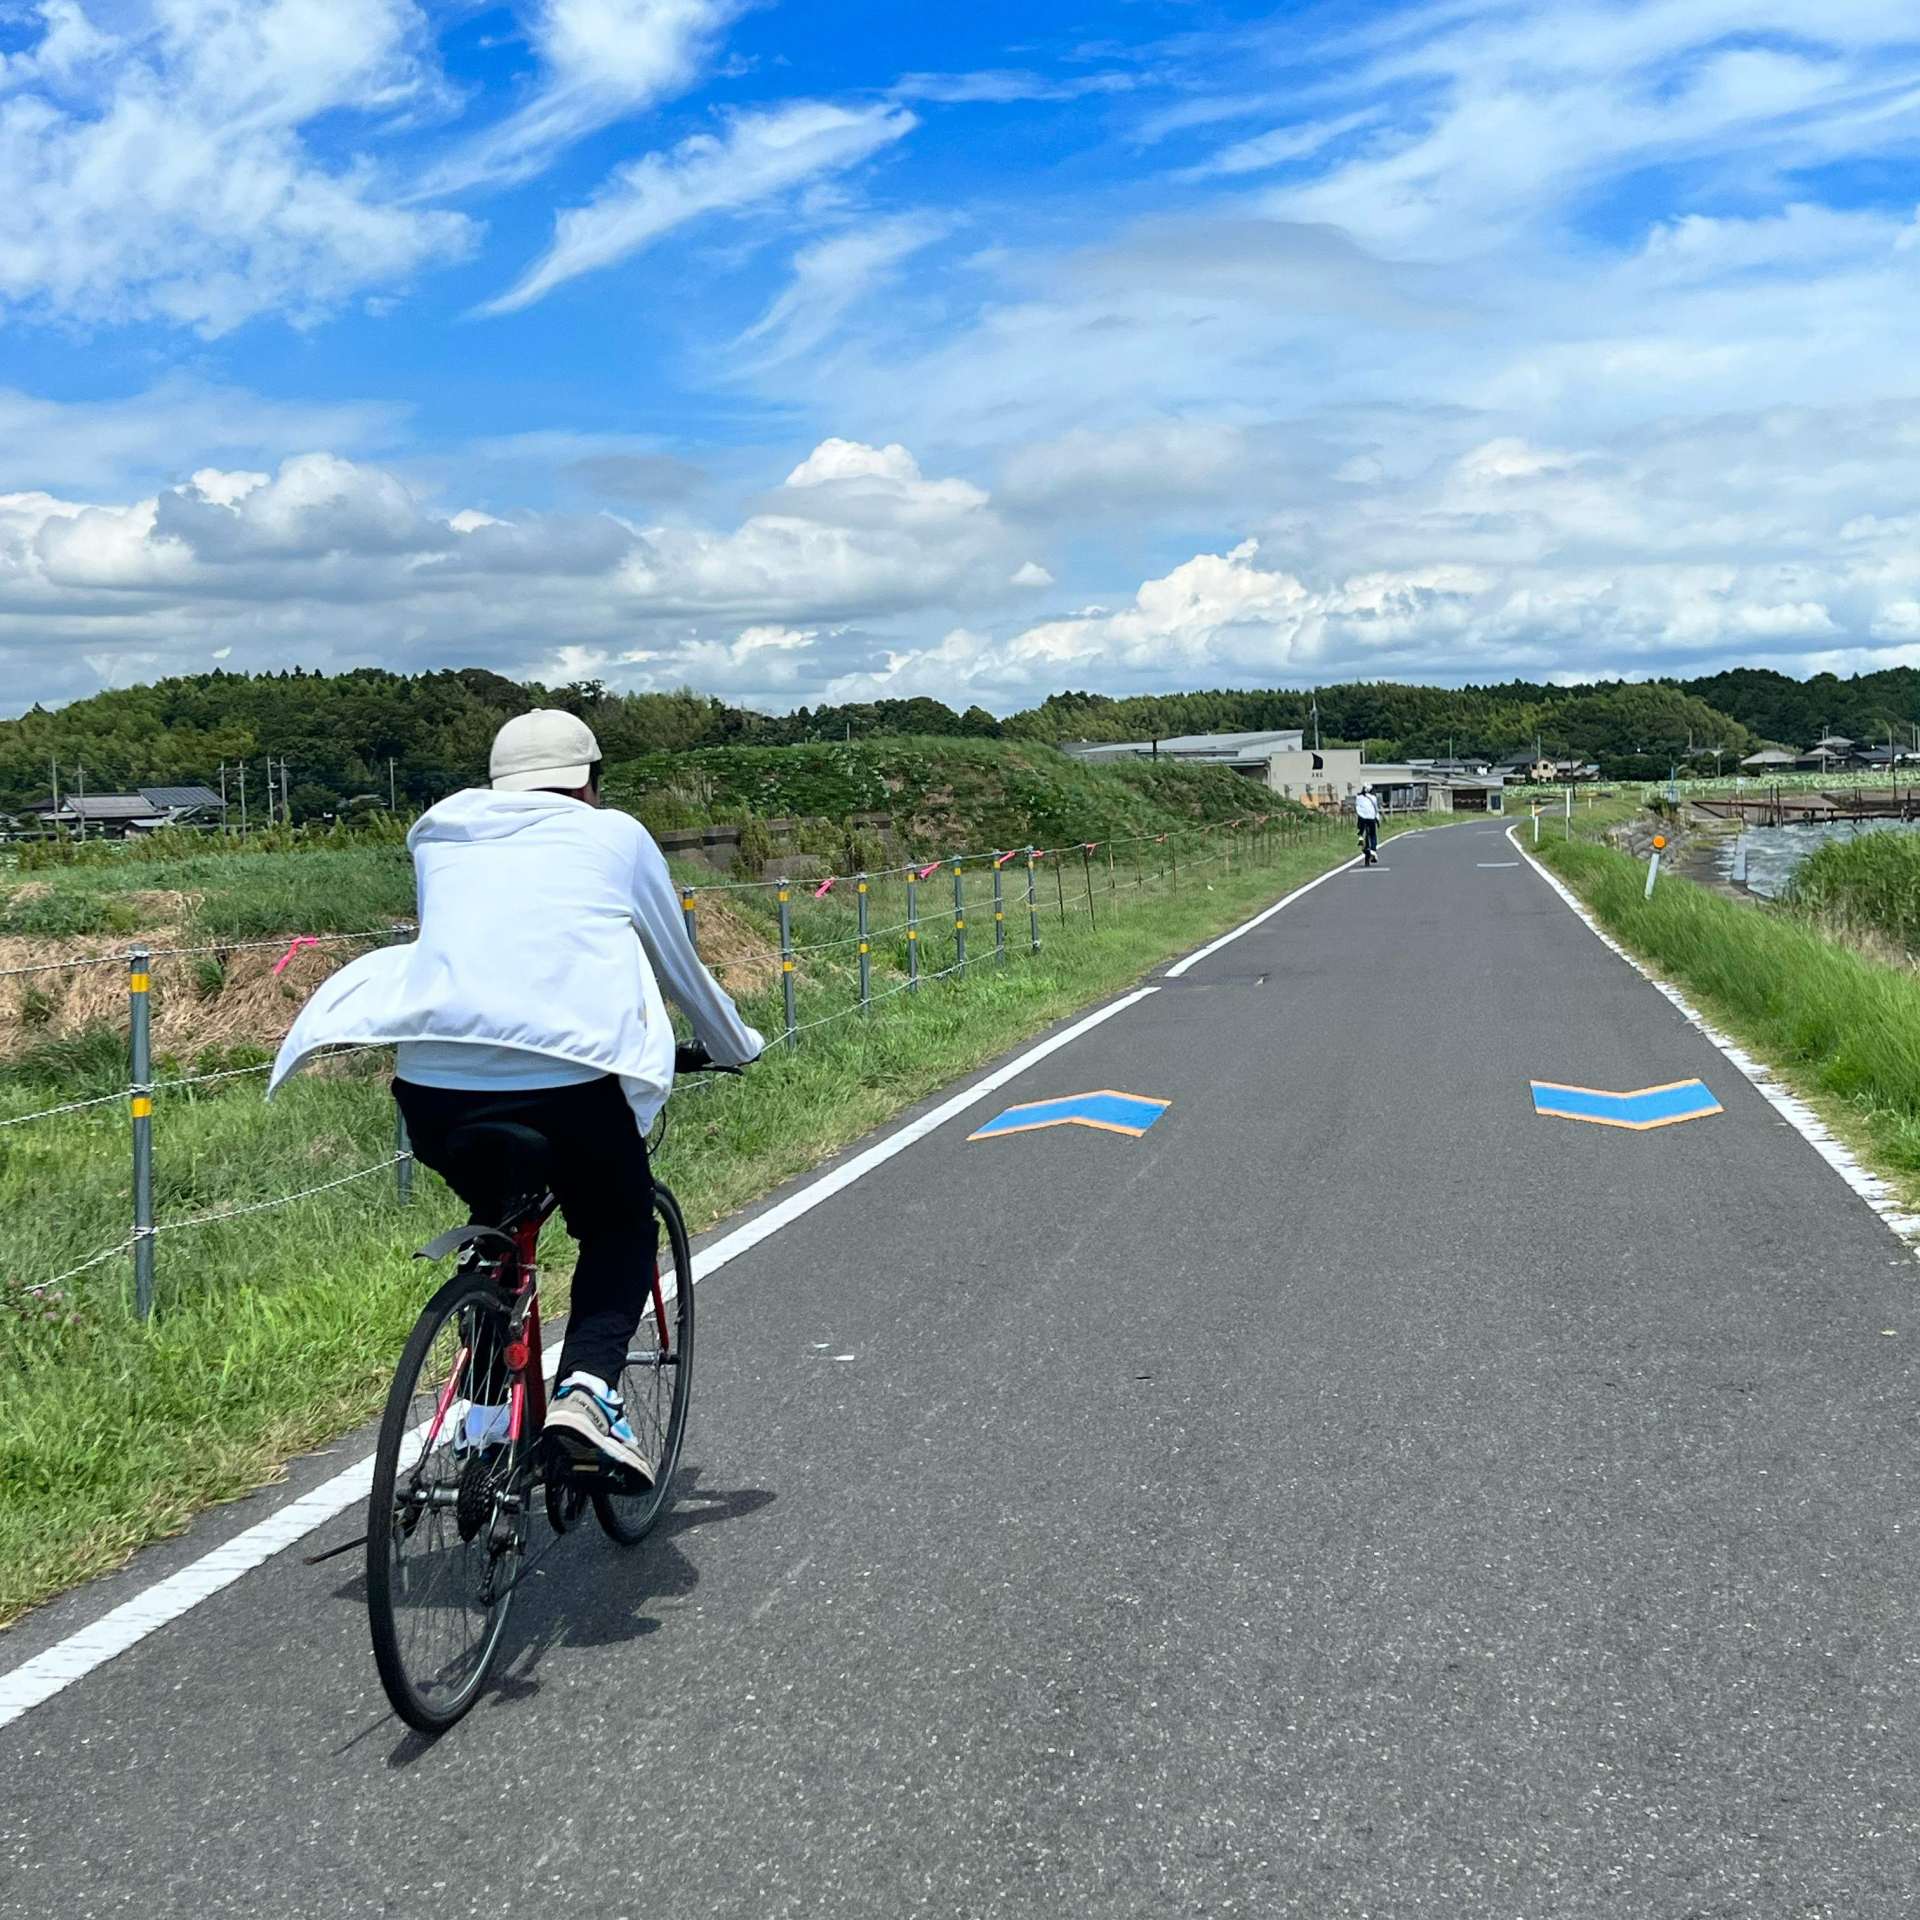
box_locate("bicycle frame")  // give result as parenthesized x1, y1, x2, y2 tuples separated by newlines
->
(456, 1196, 676, 1462)
(504, 1211, 551, 1445)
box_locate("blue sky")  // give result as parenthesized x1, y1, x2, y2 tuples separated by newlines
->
(6, 0, 1920, 715)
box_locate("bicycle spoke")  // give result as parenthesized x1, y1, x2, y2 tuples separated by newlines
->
(368, 1280, 525, 1730)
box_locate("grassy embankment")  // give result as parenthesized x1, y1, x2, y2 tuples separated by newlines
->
(1525, 803, 1920, 1207)
(1, 740, 1361, 1626)
(1787, 830, 1920, 955)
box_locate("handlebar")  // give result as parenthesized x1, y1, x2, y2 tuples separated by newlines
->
(674, 1043, 746, 1077)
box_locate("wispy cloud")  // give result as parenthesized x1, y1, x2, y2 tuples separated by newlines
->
(481, 101, 916, 314)
(736, 213, 944, 364)
(418, 0, 740, 197)
(890, 70, 1135, 105)
(0, 0, 471, 334)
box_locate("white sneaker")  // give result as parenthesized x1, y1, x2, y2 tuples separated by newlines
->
(545, 1372, 655, 1486)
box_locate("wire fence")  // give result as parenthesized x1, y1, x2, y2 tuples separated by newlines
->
(3, 809, 1354, 1315)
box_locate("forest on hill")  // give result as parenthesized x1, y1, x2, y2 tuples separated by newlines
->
(5, 662, 1919, 817)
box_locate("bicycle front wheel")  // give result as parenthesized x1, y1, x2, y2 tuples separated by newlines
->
(594, 1183, 694, 1546)
(367, 1271, 527, 1732)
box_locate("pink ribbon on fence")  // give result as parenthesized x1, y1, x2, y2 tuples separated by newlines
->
(1082, 841, 1098, 854)
(271, 936, 321, 977)
(812, 876, 835, 898)
(916, 861, 942, 880)
(994, 848, 1020, 868)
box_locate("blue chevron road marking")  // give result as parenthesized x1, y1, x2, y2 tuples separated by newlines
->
(1530, 1078, 1723, 1130)
(968, 1090, 1171, 1142)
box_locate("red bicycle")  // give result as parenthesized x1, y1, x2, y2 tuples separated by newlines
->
(365, 1060, 726, 1733)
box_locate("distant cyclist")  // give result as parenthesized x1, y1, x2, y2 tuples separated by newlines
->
(1354, 784, 1381, 865)
(270, 710, 763, 1485)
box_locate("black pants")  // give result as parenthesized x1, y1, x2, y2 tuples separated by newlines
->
(393, 1075, 657, 1392)
(1359, 817, 1379, 859)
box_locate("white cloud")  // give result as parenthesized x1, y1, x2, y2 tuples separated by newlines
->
(0, 380, 402, 494)
(0, 0, 473, 334)
(736, 213, 943, 365)
(889, 70, 1134, 105)
(419, 0, 739, 196)
(0, 438, 1020, 706)
(483, 101, 916, 313)
(1009, 560, 1053, 587)
(1249, 2, 1920, 256)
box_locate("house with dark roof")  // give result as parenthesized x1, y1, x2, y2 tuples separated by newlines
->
(139, 784, 227, 819)
(24, 784, 228, 837)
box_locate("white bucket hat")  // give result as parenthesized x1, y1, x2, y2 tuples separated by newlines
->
(489, 709, 602, 792)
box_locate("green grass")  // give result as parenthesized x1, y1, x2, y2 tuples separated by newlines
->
(604, 734, 1278, 848)
(1, 737, 1292, 949)
(1531, 828, 1920, 1187)
(1786, 830, 1920, 954)
(1, 842, 416, 940)
(0, 814, 1366, 1627)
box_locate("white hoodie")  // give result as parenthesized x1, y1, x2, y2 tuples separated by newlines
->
(268, 789, 763, 1128)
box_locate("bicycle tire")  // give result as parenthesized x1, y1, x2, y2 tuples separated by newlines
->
(367, 1270, 523, 1733)
(594, 1182, 695, 1546)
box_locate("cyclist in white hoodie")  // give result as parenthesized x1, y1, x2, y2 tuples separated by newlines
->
(271, 710, 763, 1485)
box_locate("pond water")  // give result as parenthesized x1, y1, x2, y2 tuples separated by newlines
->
(1711, 817, 1920, 899)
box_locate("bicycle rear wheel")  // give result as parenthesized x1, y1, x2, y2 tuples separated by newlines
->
(367, 1271, 528, 1732)
(594, 1183, 694, 1545)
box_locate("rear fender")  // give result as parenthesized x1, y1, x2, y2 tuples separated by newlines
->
(414, 1223, 519, 1263)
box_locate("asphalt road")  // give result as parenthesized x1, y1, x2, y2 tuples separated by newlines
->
(5, 822, 1918, 1916)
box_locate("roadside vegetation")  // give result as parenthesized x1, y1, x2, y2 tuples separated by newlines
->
(1528, 820, 1920, 1204)
(0, 811, 1372, 1628)
(1786, 831, 1920, 956)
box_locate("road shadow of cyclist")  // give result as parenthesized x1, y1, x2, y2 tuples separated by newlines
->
(366, 1467, 775, 1765)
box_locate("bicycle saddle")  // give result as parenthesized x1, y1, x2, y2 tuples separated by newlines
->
(439, 1121, 553, 1218)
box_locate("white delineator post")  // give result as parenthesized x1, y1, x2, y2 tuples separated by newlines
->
(1645, 832, 1666, 899)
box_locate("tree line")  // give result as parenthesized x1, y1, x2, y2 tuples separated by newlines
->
(6, 663, 1917, 817)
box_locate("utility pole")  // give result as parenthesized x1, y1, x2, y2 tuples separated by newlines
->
(388, 757, 396, 811)
(280, 758, 291, 826)
(74, 761, 86, 841)
(48, 754, 60, 840)
(238, 762, 248, 836)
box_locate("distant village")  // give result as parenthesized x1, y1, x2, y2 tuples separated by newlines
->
(1061, 728, 1920, 815)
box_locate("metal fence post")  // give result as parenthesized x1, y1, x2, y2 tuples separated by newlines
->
(777, 883, 797, 1046)
(391, 924, 414, 1203)
(681, 886, 699, 953)
(129, 947, 155, 1320)
(952, 860, 967, 972)
(906, 871, 920, 991)
(1081, 845, 1097, 927)
(1026, 848, 1040, 954)
(993, 856, 1006, 963)
(856, 874, 871, 1014)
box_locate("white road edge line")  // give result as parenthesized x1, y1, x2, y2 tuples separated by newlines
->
(0, 985, 1160, 1731)
(1508, 822, 1920, 1255)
